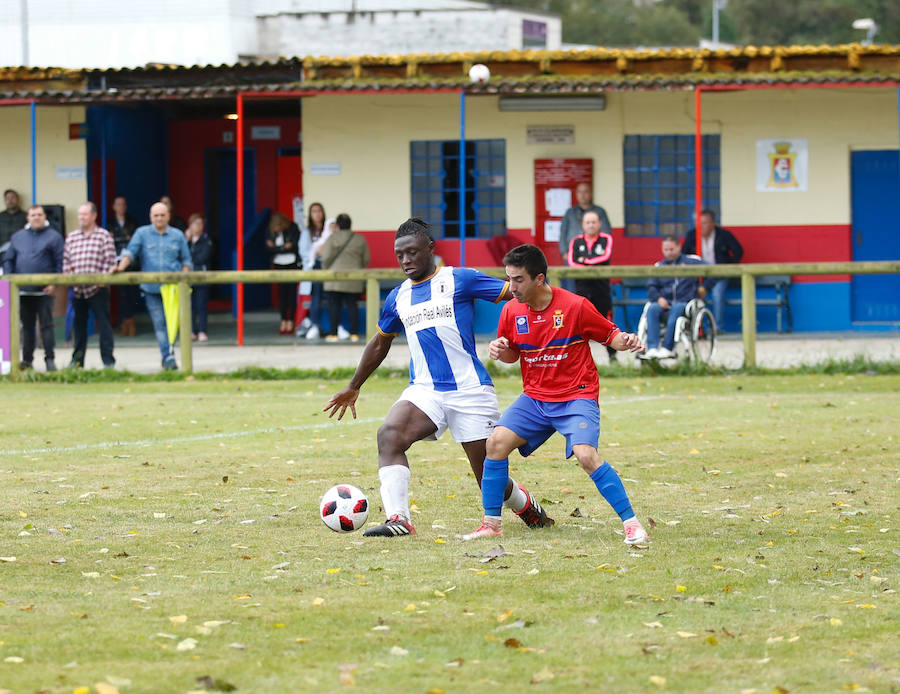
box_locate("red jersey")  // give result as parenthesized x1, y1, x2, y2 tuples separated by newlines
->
(498, 286, 620, 402)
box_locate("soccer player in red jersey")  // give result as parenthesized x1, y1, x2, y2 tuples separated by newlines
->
(463, 244, 650, 545)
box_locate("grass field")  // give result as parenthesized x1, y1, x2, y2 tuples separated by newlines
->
(0, 373, 897, 693)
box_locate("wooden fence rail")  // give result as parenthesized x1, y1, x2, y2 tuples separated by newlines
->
(4, 261, 899, 374)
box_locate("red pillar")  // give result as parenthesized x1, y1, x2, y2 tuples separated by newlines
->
(236, 92, 245, 345)
(694, 86, 703, 256)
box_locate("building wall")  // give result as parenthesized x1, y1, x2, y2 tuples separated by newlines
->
(302, 87, 898, 236)
(0, 105, 87, 234)
(257, 8, 561, 58)
(0, 0, 257, 68)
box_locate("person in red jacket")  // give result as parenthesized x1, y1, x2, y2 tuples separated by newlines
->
(568, 209, 618, 363)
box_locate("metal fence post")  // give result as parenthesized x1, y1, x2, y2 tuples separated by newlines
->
(179, 280, 192, 374)
(366, 277, 379, 340)
(741, 272, 757, 368)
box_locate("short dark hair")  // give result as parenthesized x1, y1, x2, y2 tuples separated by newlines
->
(502, 244, 547, 279)
(700, 208, 716, 222)
(395, 217, 433, 243)
(662, 234, 680, 244)
(27, 204, 45, 214)
(336, 213, 352, 230)
(81, 201, 97, 214)
(3, 188, 18, 197)
(113, 194, 127, 203)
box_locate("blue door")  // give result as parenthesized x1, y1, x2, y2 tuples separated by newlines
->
(850, 150, 900, 323)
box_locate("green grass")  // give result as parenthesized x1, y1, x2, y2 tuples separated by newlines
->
(0, 374, 897, 693)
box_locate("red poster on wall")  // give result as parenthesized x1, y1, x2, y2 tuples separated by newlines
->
(534, 158, 593, 264)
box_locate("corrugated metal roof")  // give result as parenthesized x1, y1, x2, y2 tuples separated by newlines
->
(1, 44, 899, 103)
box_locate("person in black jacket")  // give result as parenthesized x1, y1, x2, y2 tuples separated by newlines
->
(2, 205, 64, 371)
(682, 209, 743, 331)
(186, 214, 213, 342)
(108, 195, 140, 336)
(266, 212, 301, 334)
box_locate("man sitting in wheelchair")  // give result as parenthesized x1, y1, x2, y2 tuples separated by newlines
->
(640, 235, 708, 360)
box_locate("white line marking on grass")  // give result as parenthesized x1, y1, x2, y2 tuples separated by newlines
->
(0, 417, 382, 457)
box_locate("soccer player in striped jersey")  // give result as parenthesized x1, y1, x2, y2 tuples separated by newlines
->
(324, 219, 553, 537)
(463, 244, 650, 545)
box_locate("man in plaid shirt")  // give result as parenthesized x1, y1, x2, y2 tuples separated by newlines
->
(64, 202, 117, 368)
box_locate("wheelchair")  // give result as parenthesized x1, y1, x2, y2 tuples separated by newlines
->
(636, 297, 718, 364)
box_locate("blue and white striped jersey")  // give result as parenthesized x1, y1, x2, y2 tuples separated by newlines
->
(379, 266, 508, 392)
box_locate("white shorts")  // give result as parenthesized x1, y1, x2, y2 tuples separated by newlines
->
(398, 384, 500, 444)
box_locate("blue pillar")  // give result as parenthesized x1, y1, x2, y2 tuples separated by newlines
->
(100, 109, 108, 228)
(30, 100, 36, 204)
(459, 90, 466, 267)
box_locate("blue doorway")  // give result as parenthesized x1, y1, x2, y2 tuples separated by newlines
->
(850, 150, 900, 324)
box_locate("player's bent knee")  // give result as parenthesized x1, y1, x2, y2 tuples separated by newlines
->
(486, 427, 520, 459)
(572, 444, 601, 473)
(376, 422, 412, 455)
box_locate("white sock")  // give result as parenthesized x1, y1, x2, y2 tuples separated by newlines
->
(378, 465, 411, 521)
(503, 477, 527, 512)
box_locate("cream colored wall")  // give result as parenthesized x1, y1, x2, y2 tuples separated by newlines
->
(301, 88, 898, 232)
(0, 105, 87, 235)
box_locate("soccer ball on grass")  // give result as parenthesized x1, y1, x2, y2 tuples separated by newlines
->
(319, 484, 369, 533)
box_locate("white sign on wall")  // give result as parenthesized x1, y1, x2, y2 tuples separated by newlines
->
(56, 166, 86, 180)
(309, 162, 342, 176)
(251, 125, 281, 140)
(527, 125, 575, 145)
(756, 138, 809, 192)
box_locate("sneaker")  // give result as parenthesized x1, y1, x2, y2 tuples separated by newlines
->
(19, 361, 32, 370)
(623, 519, 650, 545)
(337, 325, 351, 341)
(162, 358, 178, 371)
(641, 347, 659, 360)
(513, 484, 555, 529)
(68, 360, 83, 369)
(657, 347, 676, 359)
(103, 363, 115, 370)
(325, 334, 340, 343)
(298, 317, 312, 333)
(305, 324, 320, 340)
(45, 359, 57, 372)
(362, 515, 416, 537)
(349, 334, 361, 343)
(461, 517, 503, 541)
(197, 332, 208, 342)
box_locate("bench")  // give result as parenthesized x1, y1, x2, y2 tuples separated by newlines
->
(724, 274, 793, 333)
(614, 274, 793, 334)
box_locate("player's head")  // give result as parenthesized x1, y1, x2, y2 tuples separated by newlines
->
(661, 234, 682, 262)
(503, 244, 548, 304)
(394, 218, 436, 281)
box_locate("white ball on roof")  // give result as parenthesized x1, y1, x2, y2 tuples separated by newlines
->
(468, 63, 490, 83)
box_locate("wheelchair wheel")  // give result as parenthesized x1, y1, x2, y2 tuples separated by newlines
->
(691, 307, 717, 363)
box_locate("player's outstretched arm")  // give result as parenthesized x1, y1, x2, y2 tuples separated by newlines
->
(324, 331, 395, 420)
(610, 331, 644, 353)
(488, 336, 519, 363)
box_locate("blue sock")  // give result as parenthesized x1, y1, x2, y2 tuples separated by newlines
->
(590, 462, 635, 521)
(482, 457, 508, 516)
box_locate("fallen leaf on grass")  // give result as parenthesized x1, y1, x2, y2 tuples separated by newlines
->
(50, 557, 67, 565)
(497, 609, 514, 623)
(643, 621, 663, 628)
(530, 666, 554, 684)
(389, 646, 409, 657)
(649, 675, 666, 687)
(94, 683, 120, 694)
(0, 557, 15, 562)
(176, 637, 198, 651)
(195, 675, 236, 691)
(676, 631, 697, 638)
(3, 656, 23, 663)
(504, 638, 522, 648)
(570, 508, 583, 518)
(169, 614, 188, 625)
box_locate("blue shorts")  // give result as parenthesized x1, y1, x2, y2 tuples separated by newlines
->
(497, 394, 600, 459)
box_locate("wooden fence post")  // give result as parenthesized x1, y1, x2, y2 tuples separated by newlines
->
(9, 281, 19, 377)
(741, 273, 757, 368)
(179, 280, 192, 374)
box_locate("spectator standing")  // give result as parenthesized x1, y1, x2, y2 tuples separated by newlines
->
(1, 189, 27, 252)
(643, 235, 706, 360)
(266, 212, 301, 335)
(108, 195, 139, 336)
(2, 205, 64, 371)
(682, 209, 743, 331)
(298, 202, 329, 340)
(321, 213, 369, 342)
(558, 182, 611, 283)
(186, 214, 212, 343)
(115, 202, 192, 370)
(568, 209, 618, 364)
(64, 203, 117, 369)
(159, 195, 187, 231)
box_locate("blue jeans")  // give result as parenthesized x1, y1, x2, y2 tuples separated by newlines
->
(704, 277, 728, 328)
(143, 292, 174, 364)
(647, 301, 687, 350)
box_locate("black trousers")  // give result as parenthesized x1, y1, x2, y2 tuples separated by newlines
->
(20, 294, 55, 364)
(326, 291, 361, 335)
(191, 285, 210, 333)
(72, 288, 115, 367)
(574, 278, 617, 358)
